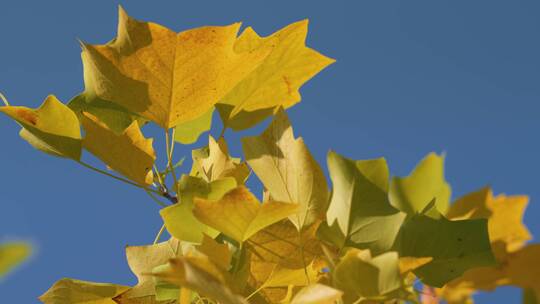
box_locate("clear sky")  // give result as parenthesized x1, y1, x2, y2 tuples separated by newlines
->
(1, 1, 539, 303)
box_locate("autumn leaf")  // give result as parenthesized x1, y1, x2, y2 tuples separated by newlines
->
(0, 242, 31, 278)
(39, 278, 130, 304)
(81, 112, 156, 185)
(174, 107, 214, 144)
(0, 95, 82, 160)
(192, 136, 250, 184)
(153, 256, 248, 304)
(116, 238, 180, 302)
(81, 6, 271, 129)
(322, 151, 405, 254)
(196, 234, 232, 271)
(217, 20, 335, 130)
(193, 186, 298, 243)
(290, 284, 344, 304)
(333, 250, 402, 300)
(160, 175, 237, 243)
(242, 110, 329, 230)
(389, 153, 451, 214)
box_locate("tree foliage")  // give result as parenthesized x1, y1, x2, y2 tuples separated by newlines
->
(1, 7, 537, 304)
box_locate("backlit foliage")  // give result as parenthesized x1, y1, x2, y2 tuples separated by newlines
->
(1, 7, 537, 304)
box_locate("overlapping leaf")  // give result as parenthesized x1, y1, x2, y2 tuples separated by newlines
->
(242, 110, 329, 230)
(218, 20, 335, 130)
(81, 112, 156, 185)
(39, 278, 130, 304)
(0, 95, 82, 159)
(81, 7, 271, 129)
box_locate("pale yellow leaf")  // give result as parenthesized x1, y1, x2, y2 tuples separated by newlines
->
(39, 278, 129, 304)
(290, 284, 343, 304)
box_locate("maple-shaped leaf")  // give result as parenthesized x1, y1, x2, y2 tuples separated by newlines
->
(321, 151, 405, 254)
(191, 136, 250, 184)
(68, 92, 146, 135)
(389, 153, 451, 214)
(394, 205, 495, 287)
(153, 256, 248, 304)
(193, 186, 298, 243)
(160, 175, 237, 243)
(438, 188, 534, 303)
(81, 6, 271, 129)
(0, 242, 31, 278)
(217, 20, 335, 130)
(81, 112, 156, 185)
(290, 284, 344, 304)
(0, 95, 82, 160)
(39, 278, 130, 304)
(447, 187, 531, 255)
(115, 238, 179, 302)
(333, 250, 402, 301)
(174, 107, 214, 144)
(242, 110, 329, 230)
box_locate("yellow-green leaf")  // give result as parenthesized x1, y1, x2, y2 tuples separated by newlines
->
(39, 278, 130, 304)
(160, 176, 237, 243)
(242, 110, 329, 230)
(81, 7, 270, 129)
(193, 186, 298, 242)
(174, 107, 214, 144)
(218, 20, 335, 130)
(0, 242, 31, 278)
(81, 112, 156, 185)
(389, 152, 451, 214)
(290, 284, 344, 304)
(0, 95, 81, 160)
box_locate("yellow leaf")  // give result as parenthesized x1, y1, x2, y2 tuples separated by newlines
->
(290, 284, 344, 304)
(218, 20, 335, 130)
(119, 239, 179, 300)
(196, 234, 232, 271)
(192, 136, 250, 184)
(398, 257, 433, 275)
(193, 186, 298, 242)
(0, 95, 81, 159)
(242, 109, 329, 230)
(39, 278, 130, 304)
(81, 6, 271, 129)
(0, 242, 31, 278)
(153, 257, 248, 304)
(261, 261, 319, 289)
(81, 112, 156, 185)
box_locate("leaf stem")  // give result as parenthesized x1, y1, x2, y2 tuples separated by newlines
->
(144, 189, 168, 207)
(165, 129, 178, 186)
(0, 92, 10, 106)
(153, 224, 166, 244)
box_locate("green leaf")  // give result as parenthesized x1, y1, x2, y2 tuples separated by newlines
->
(333, 250, 401, 299)
(160, 176, 237, 243)
(394, 208, 496, 287)
(174, 107, 214, 144)
(0, 242, 31, 278)
(323, 151, 405, 254)
(39, 278, 130, 304)
(0, 95, 82, 160)
(242, 109, 329, 230)
(389, 152, 451, 214)
(193, 186, 298, 242)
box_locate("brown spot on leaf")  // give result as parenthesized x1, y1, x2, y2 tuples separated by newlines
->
(17, 109, 38, 125)
(283, 75, 292, 95)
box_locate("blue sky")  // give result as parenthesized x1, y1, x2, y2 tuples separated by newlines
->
(1, 1, 539, 302)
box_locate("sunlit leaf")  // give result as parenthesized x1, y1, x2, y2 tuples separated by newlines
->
(290, 284, 343, 304)
(81, 6, 271, 129)
(160, 176, 236, 243)
(174, 107, 214, 144)
(218, 20, 335, 130)
(39, 278, 129, 304)
(81, 112, 156, 185)
(389, 153, 451, 214)
(0, 95, 81, 159)
(193, 186, 298, 242)
(242, 110, 329, 230)
(196, 234, 232, 271)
